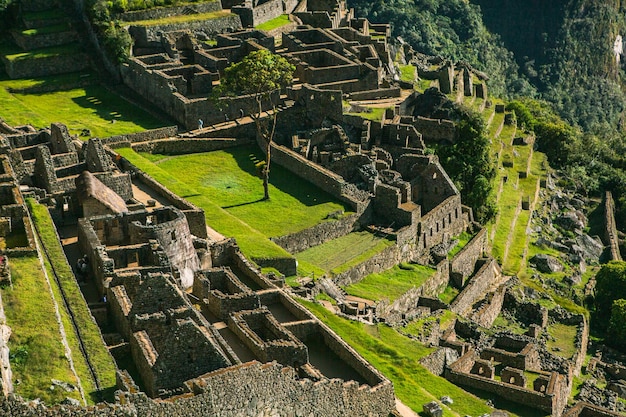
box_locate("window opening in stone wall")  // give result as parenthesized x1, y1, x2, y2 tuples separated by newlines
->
(171, 230, 176, 241)
(128, 251, 139, 267)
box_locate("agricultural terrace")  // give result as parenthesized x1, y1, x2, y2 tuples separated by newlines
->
(117, 146, 352, 261)
(295, 231, 394, 278)
(28, 199, 117, 403)
(2, 256, 82, 404)
(344, 263, 436, 302)
(0, 66, 167, 138)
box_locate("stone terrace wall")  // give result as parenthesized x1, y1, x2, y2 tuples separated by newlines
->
(128, 15, 242, 46)
(116, 1, 222, 22)
(132, 137, 255, 154)
(603, 191, 622, 261)
(102, 126, 179, 148)
(271, 212, 362, 254)
(414, 116, 456, 144)
(334, 243, 403, 286)
(450, 228, 487, 287)
(2, 53, 90, 79)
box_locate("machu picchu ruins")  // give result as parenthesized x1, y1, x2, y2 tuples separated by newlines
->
(0, 0, 626, 416)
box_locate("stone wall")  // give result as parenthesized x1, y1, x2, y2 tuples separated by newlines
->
(2, 53, 90, 79)
(102, 126, 179, 148)
(270, 143, 348, 204)
(11, 30, 78, 51)
(132, 137, 255, 154)
(128, 15, 242, 45)
(450, 257, 500, 317)
(271, 212, 361, 253)
(603, 191, 622, 261)
(413, 116, 456, 144)
(449, 228, 487, 287)
(119, 157, 207, 239)
(232, 0, 283, 27)
(334, 243, 402, 286)
(446, 352, 568, 416)
(349, 87, 401, 101)
(115, 1, 222, 22)
(377, 260, 449, 324)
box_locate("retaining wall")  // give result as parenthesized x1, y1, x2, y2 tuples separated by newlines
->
(271, 212, 361, 254)
(102, 126, 179, 148)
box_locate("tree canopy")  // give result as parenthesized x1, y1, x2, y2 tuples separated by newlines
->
(595, 261, 626, 319)
(218, 50, 295, 200)
(219, 49, 295, 98)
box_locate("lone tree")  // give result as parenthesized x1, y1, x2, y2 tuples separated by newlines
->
(218, 49, 295, 200)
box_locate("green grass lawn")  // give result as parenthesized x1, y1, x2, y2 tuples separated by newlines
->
(547, 323, 579, 360)
(398, 64, 415, 83)
(346, 107, 387, 121)
(117, 148, 291, 260)
(301, 299, 495, 417)
(438, 285, 459, 304)
(0, 72, 166, 137)
(448, 231, 474, 259)
(2, 256, 82, 404)
(295, 231, 394, 277)
(345, 263, 436, 302)
(129, 10, 232, 26)
(28, 199, 117, 403)
(3, 43, 83, 62)
(148, 146, 351, 237)
(256, 14, 291, 31)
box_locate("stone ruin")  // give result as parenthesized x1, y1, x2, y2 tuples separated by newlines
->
(0, 120, 396, 415)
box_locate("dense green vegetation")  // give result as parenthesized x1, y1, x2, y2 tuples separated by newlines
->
(437, 106, 497, 222)
(349, 0, 527, 97)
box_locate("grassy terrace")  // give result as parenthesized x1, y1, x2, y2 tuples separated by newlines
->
(398, 64, 415, 83)
(295, 231, 394, 278)
(21, 23, 72, 36)
(119, 146, 351, 260)
(345, 263, 436, 302)
(2, 43, 83, 62)
(129, 10, 232, 26)
(301, 299, 495, 417)
(2, 255, 82, 404)
(0, 71, 166, 137)
(547, 323, 578, 360)
(28, 199, 117, 403)
(346, 106, 387, 121)
(256, 14, 291, 32)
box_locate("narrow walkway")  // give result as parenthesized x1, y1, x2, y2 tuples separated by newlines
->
(395, 398, 420, 417)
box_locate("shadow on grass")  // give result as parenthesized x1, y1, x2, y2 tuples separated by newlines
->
(89, 386, 116, 404)
(222, 197, 266, 209)
(70, 86, 166, 130)
(225, 144, 352, 210)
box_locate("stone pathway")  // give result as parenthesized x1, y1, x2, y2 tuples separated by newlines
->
(395, 398, 420, 417)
